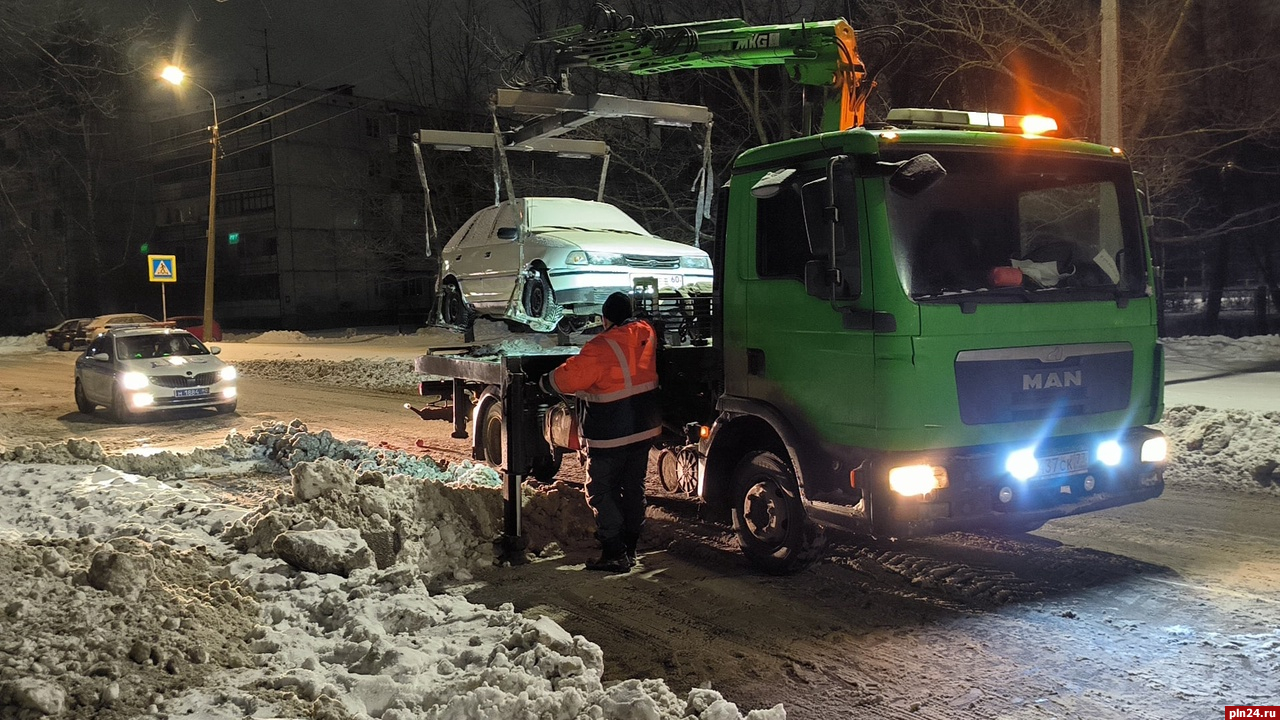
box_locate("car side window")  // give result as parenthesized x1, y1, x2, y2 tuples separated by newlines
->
(458, 207, 499, 248)
(86, 337, 108, 358)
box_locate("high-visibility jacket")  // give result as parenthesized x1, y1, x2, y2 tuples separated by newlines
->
(544, 318, 661, 450)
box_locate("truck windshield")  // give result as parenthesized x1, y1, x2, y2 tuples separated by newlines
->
(884, 149, 1147, 302)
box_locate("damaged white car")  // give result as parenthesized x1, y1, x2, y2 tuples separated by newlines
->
(437, 197, 712, 332)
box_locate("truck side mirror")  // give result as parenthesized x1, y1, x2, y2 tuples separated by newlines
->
(799, 156, 860, 302)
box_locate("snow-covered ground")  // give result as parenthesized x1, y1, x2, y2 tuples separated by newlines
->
(0, 328, 1277, 718)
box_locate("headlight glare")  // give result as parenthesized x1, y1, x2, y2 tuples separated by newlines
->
(1140, 436, 1168, 463)
(1097, 440, 1123, 467)
(1005, 448, 1039, 481)
(131, 393, 154, 408)
(888, 464, 947, 496)
(121, 372, 149, 390)
(220, 366, 237, 381)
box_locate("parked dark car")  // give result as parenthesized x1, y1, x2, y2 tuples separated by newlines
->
(44, 318, 91, 351)
(168, 315, 223, 342)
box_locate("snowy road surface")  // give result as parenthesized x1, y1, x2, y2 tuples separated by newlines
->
(1, 328, 1278, 718)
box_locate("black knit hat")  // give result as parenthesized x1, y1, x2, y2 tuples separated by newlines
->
(601, 291, 633, 324)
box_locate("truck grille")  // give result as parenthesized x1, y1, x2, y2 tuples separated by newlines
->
(624, 255, 680, 270)
(149, 371, 220, 388)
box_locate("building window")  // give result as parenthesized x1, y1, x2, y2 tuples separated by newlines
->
(217, 188, 275, 217)
(365, 117, 381, 138)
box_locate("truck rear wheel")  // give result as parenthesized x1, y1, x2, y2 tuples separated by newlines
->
(480, 399, 503, 466)
(730, 450, 825, 574)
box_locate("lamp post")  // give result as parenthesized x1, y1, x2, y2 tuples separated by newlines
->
(162, 65, 219, 344)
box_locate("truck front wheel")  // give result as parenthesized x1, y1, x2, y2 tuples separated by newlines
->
(730, 451, 825, 574)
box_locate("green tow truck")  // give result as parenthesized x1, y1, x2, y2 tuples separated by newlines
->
(412, 7, 1168, 573)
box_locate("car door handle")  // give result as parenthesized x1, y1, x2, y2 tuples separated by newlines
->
(453, 254, 461, 261)
(483, 252, 492, 258)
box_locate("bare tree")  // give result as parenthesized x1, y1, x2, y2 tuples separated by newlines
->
(0, 1, 159, 331)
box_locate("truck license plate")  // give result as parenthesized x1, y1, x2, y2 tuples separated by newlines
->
(175, 387, 209, 398)
(1037, 451, 1089, 479)
(655, 275, 683, 289)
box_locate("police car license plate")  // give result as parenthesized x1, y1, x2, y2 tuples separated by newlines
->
(1037, 451, 1089, 479)
(175, 387, 209, 398)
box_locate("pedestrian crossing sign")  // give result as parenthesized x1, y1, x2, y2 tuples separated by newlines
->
(148, 255, 177, 283)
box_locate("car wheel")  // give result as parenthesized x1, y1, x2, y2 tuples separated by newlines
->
(59, 339, 72, 352)
(441, 280, 475, 329)
(74, 380, 95, 414)
(522, 270, 553, 319)
(111, 387, 136, 424)
(730, 450, 826, 575)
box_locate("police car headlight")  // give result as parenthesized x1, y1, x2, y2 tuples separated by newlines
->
(121, 372, 149, 390)
(1141, 436, 1168, 463)
(220, 366, 237, 382)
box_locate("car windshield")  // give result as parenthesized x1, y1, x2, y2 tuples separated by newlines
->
(118, 334, 209, 359)
(525, 200, 651, 236)
(884, 149, 1148, 302)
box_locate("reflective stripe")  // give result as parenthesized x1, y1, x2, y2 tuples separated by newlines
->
(605, 338, 633, 392)
(582, 426, 661, 449)
(574, 380, 658, 403)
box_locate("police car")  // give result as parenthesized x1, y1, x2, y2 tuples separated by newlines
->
(74, 326, 237, 422)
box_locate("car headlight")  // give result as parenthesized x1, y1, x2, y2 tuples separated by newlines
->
(120, 372, 149, 390)
(566, 251, 627, 266)
(220, 366, 237, 381)
(681, 255, 712, 269)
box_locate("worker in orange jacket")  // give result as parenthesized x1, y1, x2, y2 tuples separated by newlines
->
(540, 292, 661, 572)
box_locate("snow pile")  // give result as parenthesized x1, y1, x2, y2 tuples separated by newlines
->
(1159, 405, 1280, 492)
(1162, 334, 1280, 367)
(0, 332, 44, 354)
(246, 330, 319, 344)
(0, 447, 781, 719)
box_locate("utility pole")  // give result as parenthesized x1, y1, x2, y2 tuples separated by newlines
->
(1100, 0, 1121, 146)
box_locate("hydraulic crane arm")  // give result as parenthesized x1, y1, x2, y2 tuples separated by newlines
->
(535, 5, 870, 132)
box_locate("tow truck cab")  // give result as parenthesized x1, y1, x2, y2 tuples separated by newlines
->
(699, 110, 1166, 558)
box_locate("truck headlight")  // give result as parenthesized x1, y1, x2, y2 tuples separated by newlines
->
(1096, 440, 1123, 467)
(220, 366, 237, 381)
(888, 465, 948, 496)
(1005, 448, 1039, 481)
(121, 372, 149, 390)
(1140, 436, 1168, 463)
(681, 255, 712, 269)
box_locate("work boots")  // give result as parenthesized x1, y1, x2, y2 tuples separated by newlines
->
(585, 536, 631, 573)
(622, 531, 641, 567)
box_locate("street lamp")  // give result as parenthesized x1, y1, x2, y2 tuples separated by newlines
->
(162, 65, 219, 344)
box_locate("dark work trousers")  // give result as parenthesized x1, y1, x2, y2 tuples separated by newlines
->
(582, 442, 649, 541)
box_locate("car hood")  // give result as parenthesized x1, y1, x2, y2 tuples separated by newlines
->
(119, 355, 226, 373)
(529, 229, 703, 256)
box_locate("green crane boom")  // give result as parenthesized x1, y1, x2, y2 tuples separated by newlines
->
(535, 5, 871, 133)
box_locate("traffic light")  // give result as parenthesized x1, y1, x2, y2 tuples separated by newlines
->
(139, 242, 150, 254)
